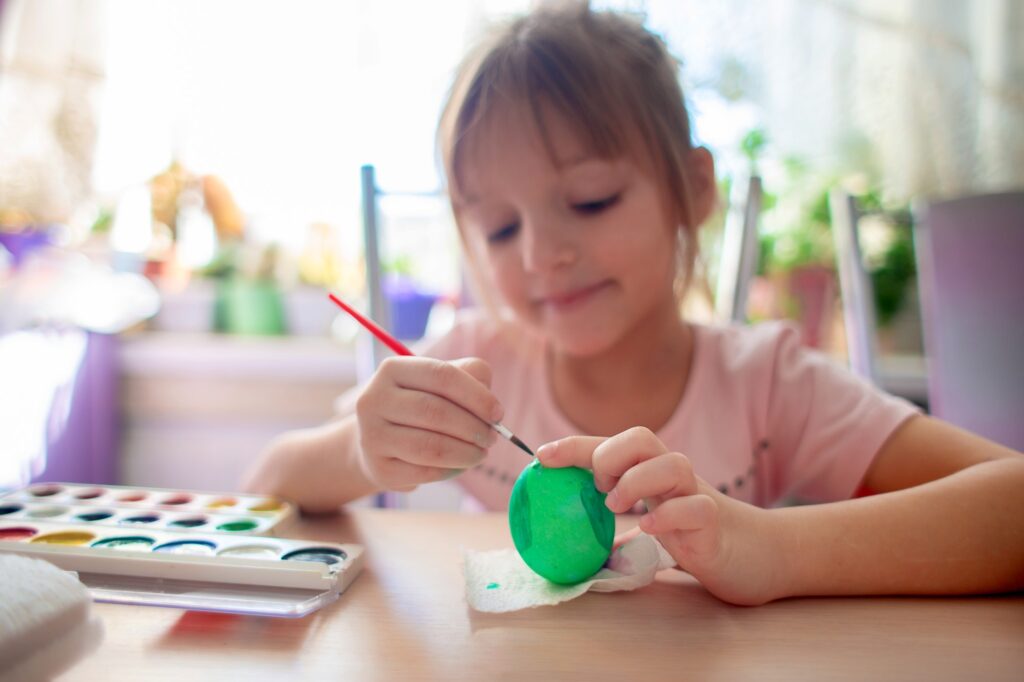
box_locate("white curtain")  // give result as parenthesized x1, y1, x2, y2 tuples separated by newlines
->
(636, 0, 1023, 200)
(765, 0, 1023, 199)
(0, 0, 106, 224)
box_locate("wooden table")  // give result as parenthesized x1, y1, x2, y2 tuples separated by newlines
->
(62, 509, 1024, 681)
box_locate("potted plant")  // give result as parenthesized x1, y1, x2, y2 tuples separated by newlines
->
(751, 156, 838, 348)
(849, 190, 920, 354)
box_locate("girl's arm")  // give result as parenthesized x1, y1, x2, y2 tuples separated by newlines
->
(242, 356, 499, 512)
(539, 419, 1024, 605)
(773, 415, 1024, 598)
(241, 415, 380, 512)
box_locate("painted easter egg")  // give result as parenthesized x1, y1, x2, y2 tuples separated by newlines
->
(508, 460, 614, 585)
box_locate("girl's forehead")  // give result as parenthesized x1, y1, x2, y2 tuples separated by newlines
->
(455, 103, 623, 201)
(471, 105, 589, 163)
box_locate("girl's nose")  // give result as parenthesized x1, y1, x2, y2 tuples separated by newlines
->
(520, 217, 578, 273)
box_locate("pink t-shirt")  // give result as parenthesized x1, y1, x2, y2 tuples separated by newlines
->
(339, 310, 919, 511)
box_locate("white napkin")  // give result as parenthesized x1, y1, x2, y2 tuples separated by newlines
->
(0, 554, 104, 682)
(464, 532, 677, 613)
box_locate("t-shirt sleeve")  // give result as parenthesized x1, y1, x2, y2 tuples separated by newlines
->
(762, 324, 921, 504)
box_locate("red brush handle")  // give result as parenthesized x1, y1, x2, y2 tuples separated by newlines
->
(328, 293, 413, 356)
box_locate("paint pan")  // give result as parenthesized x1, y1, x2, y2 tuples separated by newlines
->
(0, 520, 363, 618)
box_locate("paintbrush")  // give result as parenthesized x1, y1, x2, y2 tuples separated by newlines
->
(328, 292, 534, 457)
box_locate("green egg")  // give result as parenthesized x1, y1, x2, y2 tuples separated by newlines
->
(508, 460, 615, 585)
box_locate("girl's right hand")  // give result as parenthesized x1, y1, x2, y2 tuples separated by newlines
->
(354, 356, 502, 492)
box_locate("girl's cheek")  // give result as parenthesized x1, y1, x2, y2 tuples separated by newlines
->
(489, 257, 525, 297)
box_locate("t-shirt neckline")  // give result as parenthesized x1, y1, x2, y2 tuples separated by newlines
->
(536, 323, 705, 441)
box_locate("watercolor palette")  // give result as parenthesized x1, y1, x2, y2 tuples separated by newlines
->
(0, 483, 295, 536)
(0, 519, 364, 617)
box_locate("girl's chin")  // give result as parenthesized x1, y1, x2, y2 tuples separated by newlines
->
(545, 324, 624, 358)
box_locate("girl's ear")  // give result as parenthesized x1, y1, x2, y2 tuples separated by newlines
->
(687, 147, 717, 227)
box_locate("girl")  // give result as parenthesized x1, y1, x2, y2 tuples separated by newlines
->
(243, 3, 1024, 605)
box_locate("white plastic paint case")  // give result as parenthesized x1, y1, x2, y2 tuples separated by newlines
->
(0, 522, 364, 618)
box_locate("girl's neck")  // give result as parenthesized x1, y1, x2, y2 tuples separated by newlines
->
(547, 303, 695, 437)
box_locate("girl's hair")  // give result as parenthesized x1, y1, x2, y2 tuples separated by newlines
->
(437, 2, 705, 308)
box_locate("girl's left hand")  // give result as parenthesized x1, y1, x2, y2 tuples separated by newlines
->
(537, 427, 785, 606)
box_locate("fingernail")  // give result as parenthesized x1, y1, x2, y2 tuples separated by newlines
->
(536, 443, 555, 459)
(491, 403, 504, 423)
(639, 513, 654, 530)
(605, 487, 621, 511)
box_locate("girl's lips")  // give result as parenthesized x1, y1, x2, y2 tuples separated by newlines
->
(538, 280, 613, 310)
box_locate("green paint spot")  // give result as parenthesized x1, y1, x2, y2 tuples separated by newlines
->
(486, 582, 500, 590)
(508, 461, 614, 585)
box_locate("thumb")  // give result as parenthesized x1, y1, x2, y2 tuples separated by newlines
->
(450, 357, 492, 388)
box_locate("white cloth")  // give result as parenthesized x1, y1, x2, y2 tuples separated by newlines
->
(0, 554, 103, 682)
(464, 533, 676, 613)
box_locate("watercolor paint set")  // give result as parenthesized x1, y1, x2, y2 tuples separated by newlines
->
(0, 484, 364, 618)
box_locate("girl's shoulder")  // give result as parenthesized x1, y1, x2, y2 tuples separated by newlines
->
(695, 320, 808, 376)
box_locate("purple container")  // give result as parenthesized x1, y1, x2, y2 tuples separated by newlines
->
(0, 228, 53, 267)
(384, 277, 438, 340)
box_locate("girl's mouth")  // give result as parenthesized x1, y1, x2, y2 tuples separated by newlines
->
(539, 280, 613, 311)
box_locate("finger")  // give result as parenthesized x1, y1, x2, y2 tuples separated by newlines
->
(383, 387, 497, 449)
(590, 427, 670, 493)
(605, 452, 698, 513)
(450, 357, 492, 388)
(382, 356, 504, 425)
(537, 427, 670, 493)
(373, 421, 488, 469)
(638, 494, 718, 536)
(368, 456, 453, 491)
(535, 435, 605, 469)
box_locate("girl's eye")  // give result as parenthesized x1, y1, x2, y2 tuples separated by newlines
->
(487, 222, 519, 244)
(573, 194, 620, 215)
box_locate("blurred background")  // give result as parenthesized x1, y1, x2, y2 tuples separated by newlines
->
(1, 0, 1021, 504)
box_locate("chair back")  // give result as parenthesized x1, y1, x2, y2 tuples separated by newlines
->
(913, 191, 1024, 450)
(715, 175, 763, 323)
(830, 189, 881, 383)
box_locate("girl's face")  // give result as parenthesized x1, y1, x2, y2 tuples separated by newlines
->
(457, 108, 682, 357)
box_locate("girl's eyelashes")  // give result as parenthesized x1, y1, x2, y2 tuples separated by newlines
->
(487, 222, 519, 244)
(572, 193, 620, 215)
(480, 190, 621, 244)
